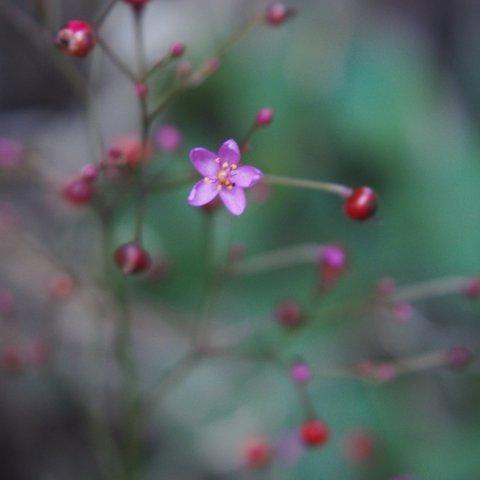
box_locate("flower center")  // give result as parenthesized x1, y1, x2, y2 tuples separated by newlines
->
(204, 160, 238, 191)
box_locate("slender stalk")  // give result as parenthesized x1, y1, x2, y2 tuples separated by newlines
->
(264, 174, 353, 197)
(231, 243, 322, 276)
(94, 0, 120, 30)
(390, 276, 470, 303)
(97, 35, 139, 83)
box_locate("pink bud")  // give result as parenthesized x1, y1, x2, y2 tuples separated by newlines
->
(392, 302, 414, 322)
(290, 362, 312, 384)
(80, 163, 99, 182)
(446, 346, 474, 370)
(319, 244, 347, 270)
(256, 108, 274, 126)
(62, 178, 94, 205)
(203, 57, 220, 74)
(265, 3, 295, 26)
(170, 42, 186, 58)
(155, 125, 182, 153)
(135, 82, 149, 98)
(376, 277, 396, 296)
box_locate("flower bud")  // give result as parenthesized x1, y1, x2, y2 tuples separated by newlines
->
(265, 3, 296, 26)
(275, 299, 304, 328)
(170, 42, 186, 58)
(55, 20, 96, 58)
(114, 242, 152, 275)
(155, 125, 182, 153)
(255, 108, 274, 126)
(446, 346, 474, 370)
(62, 178, 94, 205)
(290, 361, 312, 384)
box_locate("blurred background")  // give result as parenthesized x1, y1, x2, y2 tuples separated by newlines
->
(0, 0, 479, 479)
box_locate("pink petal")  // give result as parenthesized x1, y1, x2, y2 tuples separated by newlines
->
(190, 148, 220, 177)
(232, 165, 263, 188)
(219, 187, 246, 216)
(218, 139, 241, 165)
(188, 180, 219, 206)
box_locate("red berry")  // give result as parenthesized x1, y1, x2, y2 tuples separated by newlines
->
(265, 3, 296, 26)
(62, 178, 94, 205)
(300, 419, 330, 447)
(114, 242, 151, 275)
(256, 108, 274, 126)
(275, 299, 304, 328)
(170, 42, 186, 58)
(463, 277, 480, 298)
(344, 186, 378, 221)
(243, 437, 273, 469)
(124, 0, 150, 11)
(55, 20, 96, 58)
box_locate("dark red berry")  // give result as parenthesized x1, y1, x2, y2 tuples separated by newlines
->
(62, 178, 94, 205)
(344, 186, 378, 221)
(243, 437, 272, 469)
(275, 299, 304, 328)
(300, 419, 330, 447)
(114, 242, 151, 275)
(55, 20, 96, 58)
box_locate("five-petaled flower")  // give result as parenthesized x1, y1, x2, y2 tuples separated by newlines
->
(188, 139, 263, 216)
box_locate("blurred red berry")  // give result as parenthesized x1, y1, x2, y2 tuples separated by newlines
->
(55, 20, 96, 58)
(463, 277, 480, 298)
(446, 346, 474, 370)
(344, 186, 378, 221)
(344, 430, 376, 463)
(256, 108, 274, 127)
(265, 3, 296, 26)
(300, 419, 330, 447)
(170, 42, 186, 58)
(62, 178, 94, 205)
(243, 437, 273, 469)
(275, 299, 304, 328)
(115, 242, 152, 275)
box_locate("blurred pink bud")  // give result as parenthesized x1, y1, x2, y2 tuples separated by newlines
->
(1, 345, 23, 372)
(446, 346, 474, 370)
(374, 362, 396, 382)
(170, 42, 186, 58)
(256, 108, 274, 126)
(275, 300, 304, 328)
(135, 82, 149, 98)
(0, 289, 15, 316)
(319, 244, 347, 270)
(376, 277, 396, 296)
(0, 138, 24, 169)
(344, 429, 376, 463)
(80, 163, 99, 182)
(392, 302, 414, 322)
(265, 3, 296, 26)
(155, 125, 182, 153)
(290, 362, 312, 384)
(62, 178, 94, 205)
(203, 57, 220, 74)
(177, 60, 193, 79)
(49, 274, 75, 300)
(463, 277, 480, 298)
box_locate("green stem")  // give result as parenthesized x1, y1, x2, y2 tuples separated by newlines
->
(264, 174, 353, 197)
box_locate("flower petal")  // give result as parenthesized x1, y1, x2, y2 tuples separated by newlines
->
(190, 148, 220, 177)
(188, 180, 219, 206)
(218, 139, 241, 165)
(219, 187, 246, 216)
(232, 165, 263, 188)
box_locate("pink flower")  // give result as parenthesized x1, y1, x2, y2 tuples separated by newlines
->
(188, 139, 263, 216)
